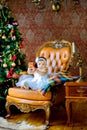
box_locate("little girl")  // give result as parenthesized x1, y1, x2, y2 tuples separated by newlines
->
(16, 57, 49, 90)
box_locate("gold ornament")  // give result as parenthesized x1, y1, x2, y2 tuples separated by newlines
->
(11, 62, 16, 67)
(2, 35, 6, 39)
(3, 63, 7, 68)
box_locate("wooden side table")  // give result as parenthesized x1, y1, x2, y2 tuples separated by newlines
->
(64, 82, 87, 125)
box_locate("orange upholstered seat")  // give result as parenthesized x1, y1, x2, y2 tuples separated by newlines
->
(8, 88, 51, 101)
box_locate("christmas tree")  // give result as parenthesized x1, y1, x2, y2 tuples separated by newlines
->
(0, 1, 27, 116)
(0, 2, 27, 84)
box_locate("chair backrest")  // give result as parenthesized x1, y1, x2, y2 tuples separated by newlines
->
(36, 40, 73, 74)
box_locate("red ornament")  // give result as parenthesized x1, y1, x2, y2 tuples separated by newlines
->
(13, 55, 17, 60)
(10, 55, 17, 61)
(20, 44, 24, 48)
(11, 29, 15, 34)
(21, 38, 24, 41)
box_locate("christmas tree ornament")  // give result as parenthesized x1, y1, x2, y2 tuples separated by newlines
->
(11, 62, 16, 67)
(11, 35, 16, 40)
(11, 29, 15, 34)
(13, 55, 17, 60)
(2, 35, 6, 39)
(20, 44, 24, 49)
(3, 63, 7, 68)
(8, 24, 13, 29)
(9, 56, 13, 61)
(12, 21, 18, 26)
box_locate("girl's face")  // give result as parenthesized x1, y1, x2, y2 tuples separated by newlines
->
(37, 60, 46, 69)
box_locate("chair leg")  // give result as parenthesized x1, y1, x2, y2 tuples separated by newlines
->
(5, 102, 11, 118)
(5, 101, 51, 126)
(45, 105, 50, 126)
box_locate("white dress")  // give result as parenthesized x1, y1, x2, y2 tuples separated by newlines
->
(16, 70, 49, 90)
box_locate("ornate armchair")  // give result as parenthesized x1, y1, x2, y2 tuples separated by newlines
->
(5, 39, 73, 126)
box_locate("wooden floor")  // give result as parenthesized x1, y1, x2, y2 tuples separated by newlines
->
(6, 103, 87, 130)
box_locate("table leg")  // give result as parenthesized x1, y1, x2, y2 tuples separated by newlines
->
(65, 99, 72, 125)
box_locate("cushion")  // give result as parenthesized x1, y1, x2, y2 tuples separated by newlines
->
(8, 88, 52, 101)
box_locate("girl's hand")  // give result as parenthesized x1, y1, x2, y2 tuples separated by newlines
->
(27, 67, 36, 74)
(12, 73, 20, 79)
(28, 62, 36, 74)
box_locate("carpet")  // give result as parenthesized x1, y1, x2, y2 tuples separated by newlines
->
(0, 117, 47, 130)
